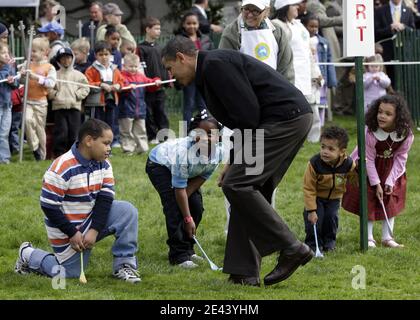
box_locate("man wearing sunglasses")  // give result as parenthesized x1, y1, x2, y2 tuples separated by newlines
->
(219, 0, 295, 83)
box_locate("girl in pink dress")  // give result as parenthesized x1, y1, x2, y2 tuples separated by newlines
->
(342, 95, 414, 248)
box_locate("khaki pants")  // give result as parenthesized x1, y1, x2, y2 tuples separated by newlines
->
(25, 103, 47, 160)
(118, 118, 148, 153)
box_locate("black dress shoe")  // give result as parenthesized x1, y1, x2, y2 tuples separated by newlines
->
(264, 243, 314, 286)
(228, 274, 260, 287)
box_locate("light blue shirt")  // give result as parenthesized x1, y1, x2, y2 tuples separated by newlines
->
(149, 137, 224, 188)
(389, 1, 402, 22)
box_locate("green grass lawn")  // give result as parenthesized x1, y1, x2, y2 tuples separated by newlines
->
(0, 115, 419, 300)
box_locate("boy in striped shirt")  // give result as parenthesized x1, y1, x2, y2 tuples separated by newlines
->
(15, 119, 141, 283)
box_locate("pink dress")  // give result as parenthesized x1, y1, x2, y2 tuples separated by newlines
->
(342, 128, 414, 221)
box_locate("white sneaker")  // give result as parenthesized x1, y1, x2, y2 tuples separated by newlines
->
(177, 260, 198, 269)
(150, 139, 159, 145)
(113, 264, 141, 283)
(14, 242, 32, 274)
(368, 239, 377, 248)
(190, 254, 204, 263)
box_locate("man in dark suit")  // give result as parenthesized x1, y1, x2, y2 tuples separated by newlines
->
(191, 0, 223, 35)
(374, 0, 415, 83)
(81, 2, 104, 42)
(162, 36, 314, 287)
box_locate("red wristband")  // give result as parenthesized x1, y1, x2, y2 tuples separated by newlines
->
(184, 215, 193, 224)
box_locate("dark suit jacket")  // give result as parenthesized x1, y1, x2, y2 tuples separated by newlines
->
(195, 50, 311, 130)
(374, 4, 415, 61)
(191, 5, 211, 35)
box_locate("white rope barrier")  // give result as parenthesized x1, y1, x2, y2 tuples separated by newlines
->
(318, 61, 420, 67)
(121, 79, 176, 91)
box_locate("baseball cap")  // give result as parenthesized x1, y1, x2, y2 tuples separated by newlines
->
(274, 0, 303, 10)
(37, 21, 64, 35)
(103, 3, 123, 16)
(241, 0, 270, 10)
(55, 47, 73, 60)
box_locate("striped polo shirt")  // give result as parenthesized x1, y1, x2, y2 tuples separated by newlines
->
(40, 143, 115, 263)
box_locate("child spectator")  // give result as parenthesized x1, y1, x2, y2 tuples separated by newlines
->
(71, 37, 92, 74)
(303, 14, 337, 128)
(89, 25, 122, 70)
(146, 111, 224, 268)
(303, 126, 356, 253)
(342, 95, 414, 248)
(0, 23, 9, 44)
(118, 53, 161, 155)
(20, 37, 57, 161)
(48, 48, 90, 157)
(14, 119, 141, 283)
(9, 86, 24, 155)
(0, 42, 18, 164)
(85, 41, 124, 145)
(37, 21, 68, 69)
(120, 38, 136, 57)
(176, 11, 213, 127)
(138, 17, 170, 144)
(363, 54, 391, 112)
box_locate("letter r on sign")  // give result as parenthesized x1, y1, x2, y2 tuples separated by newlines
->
(356, 4, 366, 19)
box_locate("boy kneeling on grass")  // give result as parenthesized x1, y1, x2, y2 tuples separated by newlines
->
(15, 119, 141, 283)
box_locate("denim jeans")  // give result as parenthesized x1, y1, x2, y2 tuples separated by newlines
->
(0, 104, 12, 163)
(145, 159, 204, 264)
(9, 110, 21, 153)
(27, 200, 139, 278)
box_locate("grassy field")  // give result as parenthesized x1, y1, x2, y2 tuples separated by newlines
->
(0, 115, 419, 300)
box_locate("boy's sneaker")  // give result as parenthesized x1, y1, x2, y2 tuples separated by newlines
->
(14, 242, 32, 274)
(113, 264, 141, 283)
(177, 260, 198, 269)
(190, 254, 204, 263)
(150, 139, 159, 145)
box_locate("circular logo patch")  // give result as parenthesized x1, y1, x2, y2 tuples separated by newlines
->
(254, 43, 270, 61)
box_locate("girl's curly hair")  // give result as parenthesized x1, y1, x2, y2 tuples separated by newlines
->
(365, 94, 413, 138)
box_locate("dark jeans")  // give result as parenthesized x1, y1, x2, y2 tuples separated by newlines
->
(183, 83, 206, 127)
(145, 90, 169, 141)
(53, 109, 81, 157)
(303, 198, 340, 252)
(145, 158, 204, 265)
(9, 110, 22, 153)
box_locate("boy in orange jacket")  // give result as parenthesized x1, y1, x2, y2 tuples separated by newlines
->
(85, 41, 124, 146)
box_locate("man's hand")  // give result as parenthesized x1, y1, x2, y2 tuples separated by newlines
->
(69, 231, 85, 252)
(83, 229, 98, 249)
(308, 212, 318, 225)
(183, 219, 196, 239)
